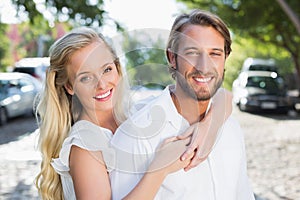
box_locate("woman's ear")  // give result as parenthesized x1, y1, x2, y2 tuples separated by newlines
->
(64, 83, 74, 95)
(167, 48, 176, 69)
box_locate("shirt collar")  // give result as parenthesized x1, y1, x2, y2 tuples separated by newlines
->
(161, 85, 212, 129)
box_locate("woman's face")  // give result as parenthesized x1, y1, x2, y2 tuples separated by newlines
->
(65, 41, 120, 119)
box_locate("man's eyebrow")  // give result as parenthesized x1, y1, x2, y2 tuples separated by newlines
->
(212, 48, 224, 52)
(183, 47, 198, 51)
(183, 47, 224, 52)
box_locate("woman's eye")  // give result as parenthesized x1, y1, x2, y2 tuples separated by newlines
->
(80, 75, 94, 83)
(103, 66, 113, 73)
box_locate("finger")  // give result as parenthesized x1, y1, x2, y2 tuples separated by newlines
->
(161, 136, 178, 147)
(184, 154, 207, 171)
(180, 126, 202, 161)
(180, 136, 199, 161)
(180, 147, 195, 161)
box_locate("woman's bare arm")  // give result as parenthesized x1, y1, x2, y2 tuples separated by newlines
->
(69, 145, 111, 200)
(178, 88, 233, 171)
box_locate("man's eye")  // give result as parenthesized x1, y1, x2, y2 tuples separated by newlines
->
(210, 52, 222, 56)
(186, 51, 199, 56)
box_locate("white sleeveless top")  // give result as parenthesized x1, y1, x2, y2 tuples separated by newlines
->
(51, 120, 114, 200)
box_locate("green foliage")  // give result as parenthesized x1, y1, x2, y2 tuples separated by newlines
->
(12, 0, 123, 29)
(0, 23, 9, 71)
(224, 35, 293, 90)
(16, 18, 54, 57)
(122, 30, 174, 87)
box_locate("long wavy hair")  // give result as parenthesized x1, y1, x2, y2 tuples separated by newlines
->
(35, 27, 129, 200)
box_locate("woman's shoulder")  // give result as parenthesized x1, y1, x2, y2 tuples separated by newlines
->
(68, 120, 112, 150)
(52, 120, 112, 175)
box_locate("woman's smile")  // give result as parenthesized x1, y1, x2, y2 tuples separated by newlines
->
(93, 89, 113, 101)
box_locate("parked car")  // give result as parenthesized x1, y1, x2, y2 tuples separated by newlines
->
(0, 72, 42, 125)
(13, 57, 50, 82)
(232, 71, 293, 113)
(241, 57, 277, 72)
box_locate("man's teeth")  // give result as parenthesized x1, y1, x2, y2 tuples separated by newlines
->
(95, 90, 111, 99)
(195, 77, 211, 83)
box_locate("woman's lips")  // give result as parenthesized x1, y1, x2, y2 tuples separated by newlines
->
(93, 89, 112, 101)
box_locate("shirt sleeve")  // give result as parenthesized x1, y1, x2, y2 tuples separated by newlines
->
(235, 122, 256, 200)
(51, 121, 113, 176)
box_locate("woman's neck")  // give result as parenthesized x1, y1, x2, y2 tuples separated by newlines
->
(79, 110, 118, 133)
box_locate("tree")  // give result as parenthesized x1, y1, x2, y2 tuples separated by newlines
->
(12, 0, 123, 29)
(0, 23, 9, 71)
(177, 0, 300, 90)
(121, 29, 174, 88)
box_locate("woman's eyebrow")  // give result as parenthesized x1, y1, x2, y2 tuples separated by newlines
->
(75, 61, 113, 77)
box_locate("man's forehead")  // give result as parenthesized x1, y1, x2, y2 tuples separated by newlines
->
(176, 27, 224, 50)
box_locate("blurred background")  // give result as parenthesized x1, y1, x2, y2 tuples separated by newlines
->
(0, 0, 299, 199)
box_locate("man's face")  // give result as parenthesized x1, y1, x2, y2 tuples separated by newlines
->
(170, 25, 226, 101)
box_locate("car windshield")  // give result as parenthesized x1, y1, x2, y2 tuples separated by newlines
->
(246, 76, 283, 93)
(249, 64, 276, 72)
(0, 80, 9, 94)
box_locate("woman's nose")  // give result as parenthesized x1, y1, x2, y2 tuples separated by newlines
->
(96, 75, 107, 89)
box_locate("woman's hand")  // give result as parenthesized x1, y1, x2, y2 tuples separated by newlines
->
(177, 88, 233, 171)
(148, 136, 194, 175)
(123, 137, 194, 200)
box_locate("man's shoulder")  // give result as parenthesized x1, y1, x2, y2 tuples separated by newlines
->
(217, 115, 245, 147)
(224, 115, 242, 130)
(129, 87, 172, 118)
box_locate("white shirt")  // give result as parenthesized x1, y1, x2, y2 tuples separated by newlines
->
(52, 120, 113, 200)
(110, 86, 255, 200)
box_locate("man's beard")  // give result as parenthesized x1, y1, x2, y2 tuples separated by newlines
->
(175, 70, 223, 101)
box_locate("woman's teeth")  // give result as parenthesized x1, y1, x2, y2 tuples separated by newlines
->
(95, 90, 111, 99)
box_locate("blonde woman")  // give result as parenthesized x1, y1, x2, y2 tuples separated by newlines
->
(35, 27, 232, 200)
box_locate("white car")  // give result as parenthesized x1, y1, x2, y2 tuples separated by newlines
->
(0, 72, 42, 125)
(13, 57, 50, 82)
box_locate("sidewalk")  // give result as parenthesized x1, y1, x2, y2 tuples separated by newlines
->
(0, 130, 41, 200)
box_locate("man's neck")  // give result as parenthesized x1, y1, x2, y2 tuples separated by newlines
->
(169, 85, 210, 124)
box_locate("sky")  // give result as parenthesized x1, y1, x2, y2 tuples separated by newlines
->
(0, 0, 186, 35)
(103, 0, 185, 33)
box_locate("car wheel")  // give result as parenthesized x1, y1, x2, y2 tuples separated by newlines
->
(0, 107, 8, 126)
(238, 103, 246, 112)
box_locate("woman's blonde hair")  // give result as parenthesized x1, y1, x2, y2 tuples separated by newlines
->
(35, 27, 129, 199)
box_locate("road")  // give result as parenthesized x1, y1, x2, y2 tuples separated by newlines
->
(0, 108, 299, 200)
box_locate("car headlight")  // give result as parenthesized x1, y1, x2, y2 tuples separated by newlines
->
(240, 97, 248, 105)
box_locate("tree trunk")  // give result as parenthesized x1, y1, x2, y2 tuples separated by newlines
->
(276, 0, 300, 35)
(293, 56, 300, 92)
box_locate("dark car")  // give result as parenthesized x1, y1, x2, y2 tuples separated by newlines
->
(232, 71, 293, 113)
(0, 72, 42, 125)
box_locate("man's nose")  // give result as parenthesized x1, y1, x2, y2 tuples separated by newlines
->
(194, 53, 211, 73)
